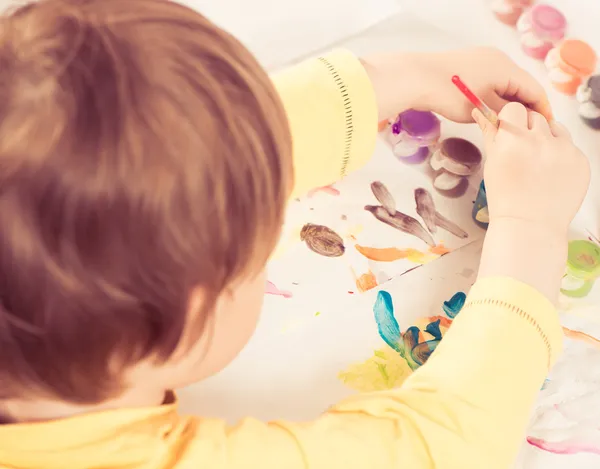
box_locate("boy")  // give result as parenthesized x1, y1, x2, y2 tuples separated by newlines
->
(0, 0, 589, 468)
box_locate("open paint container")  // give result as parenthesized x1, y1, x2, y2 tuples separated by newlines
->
(561, 240, 600, 298)
(492, 0, 535, 27)
(472, 180, 489, 229)
(429, 138, 482, 198)
(518, 4, 566, 60)
(577, 75, 600, 130)
(546, 39, 597, 96)
(388, 110, 441, 164)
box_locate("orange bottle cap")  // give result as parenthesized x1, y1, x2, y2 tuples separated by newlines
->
(559, 39, 597, 77)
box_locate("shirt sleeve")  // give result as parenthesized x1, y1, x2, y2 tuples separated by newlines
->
(194, 277, 563, 469)
(271, 49, 378, 198)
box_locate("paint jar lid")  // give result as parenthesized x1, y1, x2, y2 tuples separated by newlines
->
(440, 138, 482, 170)
(558, 39, 597, 77)
(566, 240, 600, 280)
(393, 110, 441, 145)
(530, 4, 567, 40)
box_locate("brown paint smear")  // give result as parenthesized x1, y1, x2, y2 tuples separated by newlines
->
(300, 223, 345, 257)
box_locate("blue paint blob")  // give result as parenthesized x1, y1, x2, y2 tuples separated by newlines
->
(373, 290, 402, 353)
(443, 292, 466, 318)
(425, 319, 442, 340)
(411, 340, 440, 366)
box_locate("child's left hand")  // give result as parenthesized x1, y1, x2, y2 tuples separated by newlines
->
(362, 47, 552, 123)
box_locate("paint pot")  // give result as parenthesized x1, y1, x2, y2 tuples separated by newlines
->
(492, 0, 534, 27)
(561, 240, 600, 298)
(389, 110, 441, 164)
(517, 4, 566, 60)
(546, 39, 597, 96)
(430, 138, 482, 198)
(576, 75, 600, 130)
(472, 180, 489, 229)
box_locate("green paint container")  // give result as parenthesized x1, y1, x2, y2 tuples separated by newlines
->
(472, 180, 489, 229)
(561, 240, 600, 298)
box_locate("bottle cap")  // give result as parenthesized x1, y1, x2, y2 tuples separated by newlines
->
(567, 240, 600, 281)
(394, 110, 441, 146)
(558, 39, 597, 77)
(530, 4, 567, 40)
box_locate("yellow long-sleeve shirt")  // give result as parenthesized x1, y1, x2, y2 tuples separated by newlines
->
(0, 50, 563, 469)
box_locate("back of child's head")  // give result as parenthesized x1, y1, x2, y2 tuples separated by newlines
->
(0, 0, 292, 404)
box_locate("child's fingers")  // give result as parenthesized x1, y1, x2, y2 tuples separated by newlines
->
(498, 101, 528, 127)
(549, 121, 572, 141)
(528, 110, 552, 135)
(472, 108, 497, 143)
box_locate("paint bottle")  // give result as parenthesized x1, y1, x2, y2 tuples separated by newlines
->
(388, 110, 441, 164)
(430, 138, 482, 198)
(472, 180, 489, 229)
(577, 75, 600, 130)
(517, 4, 567, 60)
(546, 39, 597, 96)
(560, 240, 600, 298)
(492, 0, 534, 27)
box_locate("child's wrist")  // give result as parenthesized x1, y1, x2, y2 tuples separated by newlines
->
(480, 217, 568, 303)
(360, 52, 426, 121)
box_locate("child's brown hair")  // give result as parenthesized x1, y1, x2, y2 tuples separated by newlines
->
(0, 0, 292, 403)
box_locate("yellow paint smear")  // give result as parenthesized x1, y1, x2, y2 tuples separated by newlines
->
(338, 344, 412, 392)
(339, 315, 453, 392)
(355, 244, 450, 263)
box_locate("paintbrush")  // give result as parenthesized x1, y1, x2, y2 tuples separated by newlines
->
(452, 75, 499, 127)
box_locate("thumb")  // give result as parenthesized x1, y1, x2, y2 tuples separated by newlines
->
(472, 108, 497, 144)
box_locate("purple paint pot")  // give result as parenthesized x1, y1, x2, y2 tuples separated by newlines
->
(518, 4, 566, 60)
(389, 110, 440, 164)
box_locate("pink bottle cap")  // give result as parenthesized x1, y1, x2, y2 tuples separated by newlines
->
(530, 4, 567, 41)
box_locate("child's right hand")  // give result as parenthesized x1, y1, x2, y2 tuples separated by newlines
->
(473, 102, 590, 237)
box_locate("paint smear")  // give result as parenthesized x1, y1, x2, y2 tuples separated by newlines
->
(563, 327, 600, 349)
(527, 437, 600, 456)
(373, 291, 402, 352)
(443, 292, 466, 318)
(265, 281, 292, 298)
(356, 271, 378, 292)
(355, 244, 449, 263)
(340, 292, 464, 392)
(430, 244, 451, 255)
(338, 344, 412, 392)
(307, 185, 340, 198)
(300, 223, 345, 257)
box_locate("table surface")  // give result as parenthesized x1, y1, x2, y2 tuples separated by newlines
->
(179, 3, 600, 468)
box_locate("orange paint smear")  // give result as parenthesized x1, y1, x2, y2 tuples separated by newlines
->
(378, 120, 390, 132)
(307, 185, 340, 198)
(356, 271, 378, 292)
(427, 315, 453, 329)
(563, 327, 600, 349)
(355, 244, 450, 263)
(430, 244, 451, 256)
